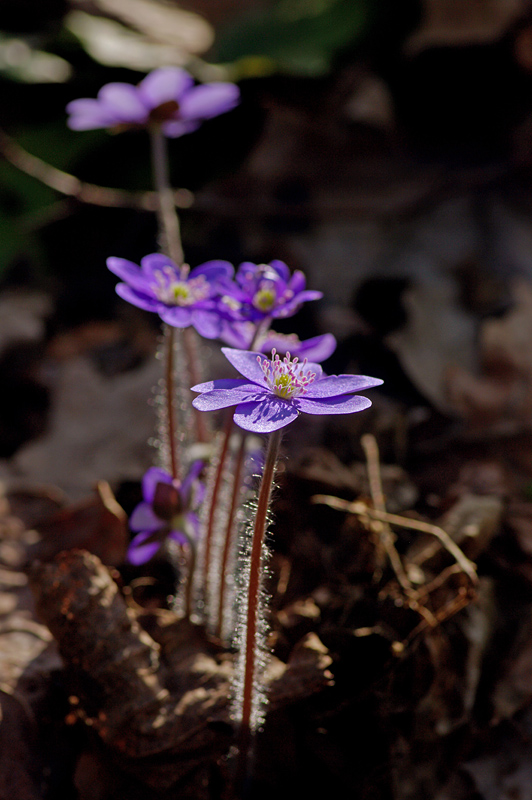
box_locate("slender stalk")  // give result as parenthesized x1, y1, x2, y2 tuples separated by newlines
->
(236, 428, 282, 786)
(149, 124, 184, 481)
(183, 326, 209, 444)
(201, 323, 268, 625)
(202, 412, 234, 614)
(164, 326, 179, 480)
(149, 124, 183, 265)
(184, 539, 196, 619)
(217, 435, 246, 640)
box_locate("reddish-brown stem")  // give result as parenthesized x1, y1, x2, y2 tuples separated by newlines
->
(217, 434, 246, 640)
(202, 412, 234, 611)
(183, 326, 209, 444)
(164, 326, 179, 480)
(237, 428, 282, 783)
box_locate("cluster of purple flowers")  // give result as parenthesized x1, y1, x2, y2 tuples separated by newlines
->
(106, 251, 333, 355)
(69, 66, 383, 567)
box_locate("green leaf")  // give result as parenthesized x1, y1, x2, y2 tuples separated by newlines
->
(215, 0, 370, 77)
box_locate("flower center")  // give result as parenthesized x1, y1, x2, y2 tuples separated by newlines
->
(152, 266, 210, 307)
(253, 286, 276, 312)
(258, 349, 316, 399)
(149, 100, 180, 123)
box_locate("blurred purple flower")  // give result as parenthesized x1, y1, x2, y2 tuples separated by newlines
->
(127, 463, 204, 565)
(218, 261, 322, 323)
(220, 321, 336, 362)
(66, 66, 240, 137)
(107, 253, 233, 338)
(192, 347, 383, 434)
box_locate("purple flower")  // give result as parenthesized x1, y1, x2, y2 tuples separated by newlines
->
(107, 253, 233, 338)
(66, 67, 239, 137)
(192, 347, 383, 434)
(127, 463, 204, 565)
(220, 321, 337, 362)
(218, 261, 322, 323)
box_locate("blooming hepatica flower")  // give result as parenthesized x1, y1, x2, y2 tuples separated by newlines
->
(192, 347, 383, 434)
(219, 260, 322, 323)
(66, 66, 240, 137)
(107, 253, 233, 338)
(128, 463, 204, 565)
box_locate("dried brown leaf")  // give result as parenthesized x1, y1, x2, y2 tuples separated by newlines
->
(27, 481, 128, 566)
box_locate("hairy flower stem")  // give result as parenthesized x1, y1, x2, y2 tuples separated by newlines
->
(217, 435, 246, 640)
(200, 323, 268, 625)
(150, 124, 209, 447)
(149, 124, 184, 480)
(202, 411, 234, 616)
(236, 428, 282, 787)
(164, 326, 180, 480)
(183, 326, 209, 444)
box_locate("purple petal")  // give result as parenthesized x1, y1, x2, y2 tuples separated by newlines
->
(168, 529, 188, 546)
(159, 306, 192, 327)
(191, 378, 252, 393)
(66, 98, 120, 129)
(142, 467, 173, 503)
(287, 270, 306, 294)
(296, 333, 337, 362)
(127, 532, 162, 565)
(275, 290, 323, 318)
(180, 460, 203, 501)
(140, 252, 179, 276)
(193, 482, 206, 506)
(296, 394, 373, 415)
(219, 321, 254, 349)
(129, 501, 161, 533)
(269, 260, 291, 281)
(115, 283, 160, 312)
(221, 347, 267, 385)
(107, 257, 152, 292)
(179, 83, 240, 121)
(191, 309, 223, 339)
(193, 385, 266, 412)
(161, 119, 201, 138)
(191, 260, 234, 282)
(138, 67, 193, 107)
(233, 397, 299, 433)
(304, 375, 383, 399)
(98, 83, 148, 122)
(260, 332, 336, 362)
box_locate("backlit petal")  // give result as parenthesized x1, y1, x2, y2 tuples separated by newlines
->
(138, 67, 193, 107)
(296, 394, 373, 415)
(129, 503, 161, 533)
(179, 83, 240, 120)
(233, 397, 299, 433)
(221, 347, 267, 385)
(304, 375, 383, 399)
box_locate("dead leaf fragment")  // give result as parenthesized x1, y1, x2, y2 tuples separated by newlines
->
(406, 0, 527, 54)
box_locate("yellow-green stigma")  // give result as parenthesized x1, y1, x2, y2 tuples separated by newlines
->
(274, 373, 296, 398)
(172, 282, 191, 304)
(253, 287, 276, 312)
(258, 349, 316, 400)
